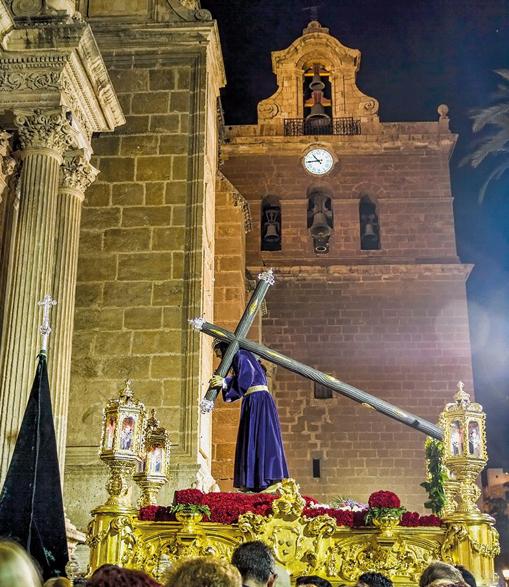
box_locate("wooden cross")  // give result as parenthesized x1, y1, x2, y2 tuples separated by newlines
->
(37, 294, 57, 354)
(192, 269, 275, 414)
(191, 276, 443, 441)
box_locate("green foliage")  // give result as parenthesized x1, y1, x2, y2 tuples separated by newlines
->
(364, 506, 405, 526)
(421, 437, 447, 514)
(170, 503, 211, 518)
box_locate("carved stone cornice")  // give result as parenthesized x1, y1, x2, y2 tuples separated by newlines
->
(60, 151, 99, 197)
(8, 0, 75, 18)
(15, 109, 74, 154)
(247, 263, 473, 282)
(0, 19, 124, 145)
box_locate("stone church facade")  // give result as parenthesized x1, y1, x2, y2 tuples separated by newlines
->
(0, 1, 473, 530)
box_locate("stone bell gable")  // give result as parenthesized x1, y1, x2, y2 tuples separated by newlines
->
(257, 20, 379, 132)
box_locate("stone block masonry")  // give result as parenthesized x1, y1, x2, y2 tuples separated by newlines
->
(65, 19, 225, 528)
(259, 268, 473, 511)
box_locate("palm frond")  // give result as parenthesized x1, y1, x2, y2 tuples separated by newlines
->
(466, 69, 509, 201)
(494, 69, 509, 82)
(478, 159, 509, 202)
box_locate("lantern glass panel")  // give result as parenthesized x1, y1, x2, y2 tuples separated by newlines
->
(147, 445, 165, 476)
(105, 416, 116, 450)
(468, 421, 481, 457)
(120, 416, 136, 451)
(450, 420, 464, 456)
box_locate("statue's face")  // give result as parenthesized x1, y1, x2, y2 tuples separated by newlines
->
(214, 346, 223, 359)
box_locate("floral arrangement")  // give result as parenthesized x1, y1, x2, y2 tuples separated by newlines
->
(139, 488, 442, 528)
(364, 490, 406, 525)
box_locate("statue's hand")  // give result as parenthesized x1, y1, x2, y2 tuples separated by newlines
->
(209, 374, 226, 389)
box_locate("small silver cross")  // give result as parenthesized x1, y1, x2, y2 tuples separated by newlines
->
(38, 294, 57, 353)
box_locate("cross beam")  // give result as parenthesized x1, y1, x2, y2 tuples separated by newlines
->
(198, 269, 275, 413)
(191, 319, 444, 441)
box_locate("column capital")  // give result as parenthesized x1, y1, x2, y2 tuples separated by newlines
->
(15, 109, 74, 155)
(0, 19, 124, 148)
(59, 151, 99, 198)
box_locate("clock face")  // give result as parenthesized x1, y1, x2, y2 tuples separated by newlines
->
(303, 148, 334, 175)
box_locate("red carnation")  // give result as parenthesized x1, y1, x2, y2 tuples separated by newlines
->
(174, 488, 204, 505)
(138, 505, 158, 521)
(400, 511, 420, 527)
(418, 514, 442, 526)
(368, 490, 401, 509)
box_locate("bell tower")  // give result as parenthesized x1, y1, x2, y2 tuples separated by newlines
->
(219, 22, 473, 511)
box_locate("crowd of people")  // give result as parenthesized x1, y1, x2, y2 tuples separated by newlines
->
(0, 537, 478, 587)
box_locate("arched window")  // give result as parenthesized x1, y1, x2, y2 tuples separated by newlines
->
(261, 196, 281, 251)
(359, 195, 380, 250)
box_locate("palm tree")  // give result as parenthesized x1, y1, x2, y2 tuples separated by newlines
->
(466, 69, 509, 202)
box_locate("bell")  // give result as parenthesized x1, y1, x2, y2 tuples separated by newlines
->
(309, 72, 325, 92)
(264, 223, 279, 241)
(313, 238, 329, 254)
(310, 212, 332, 239)
(263, 208, 280, 242)
(305, 64, 330, 129)
(361, 221, 379, 249)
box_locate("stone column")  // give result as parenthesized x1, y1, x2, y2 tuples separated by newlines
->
(50, 152, 98, 470)
(0, 109, 73, 481)
(0, 131, 15, 200)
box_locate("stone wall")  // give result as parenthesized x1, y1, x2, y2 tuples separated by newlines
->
(64, 19, 224, 528)
(220, 126, 472, 511)
(262, 267, 473, 510)
(222, 147, 457, 265)
(211, 174, 247, 489)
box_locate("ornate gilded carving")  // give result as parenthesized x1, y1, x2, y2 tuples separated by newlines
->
(87, 475, 499, 587)
(15, 109, 74, 153)
(331, 534, 440, 583)
(60, 153, 98, 195)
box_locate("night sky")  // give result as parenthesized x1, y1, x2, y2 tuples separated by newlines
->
(201, 0, 509, 469)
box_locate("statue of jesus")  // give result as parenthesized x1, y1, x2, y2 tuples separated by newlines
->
(210, 341, 289, 492)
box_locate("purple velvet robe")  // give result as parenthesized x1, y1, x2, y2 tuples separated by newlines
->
(223, 350, 289, 491)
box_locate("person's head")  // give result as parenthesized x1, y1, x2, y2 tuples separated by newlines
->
(419, 562, 466, 587)
(356, 572, 393, 587)
(165, 558, 241, 587)
(0, 539, 41, 587)
(213, 341, 228, 359)
(455, 566, 476, 587)
(44, 579, 72, 587)
(86, 564, 161, 586)
(231, 541, 277, 587)
(296, 576, 332, 587)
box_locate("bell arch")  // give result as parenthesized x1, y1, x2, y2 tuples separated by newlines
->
(359, 194, 380, 250)
(307, 187, 334, 254)
(261, 195, 281, 251)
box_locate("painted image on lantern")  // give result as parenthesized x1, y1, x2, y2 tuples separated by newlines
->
(149, 446, 163, 474)
(105, 417, 116, 449)
(303, 148, 334, 175)
(120, 416, 135, 450)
